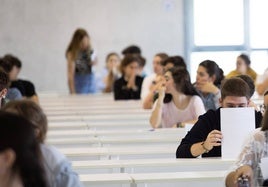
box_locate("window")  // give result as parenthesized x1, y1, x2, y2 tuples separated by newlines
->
(185, 0, 268, 81)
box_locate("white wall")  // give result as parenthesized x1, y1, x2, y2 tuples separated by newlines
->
(0, 0, 184, 92)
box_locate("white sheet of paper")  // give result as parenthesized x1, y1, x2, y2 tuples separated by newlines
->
(221, 108, 255, 159)
(260, 157, 268, 179)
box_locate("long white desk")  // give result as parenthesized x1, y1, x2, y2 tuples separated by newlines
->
(79, 170, 227, 187)
(72, 158, 234, 174)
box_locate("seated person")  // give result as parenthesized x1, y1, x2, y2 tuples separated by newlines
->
(225, 108, 268, 187)
(114, 55, 144, 100)
(3, 54, 39, 103)
(176, 78, 263, 158)
(2, 100, 83, 187)
(0, 58, 22, 100)
(96, 52, 121, 93)
(226, 54, 257, 82)
(150, 67, 205, 128)
(0, 111, 48, 187)
(195, 60, 224, 111)
(0, 68, 8, 108)
(141, 53, 168, 109)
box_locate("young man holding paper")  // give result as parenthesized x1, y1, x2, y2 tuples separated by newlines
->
(176, 77, 263, 158)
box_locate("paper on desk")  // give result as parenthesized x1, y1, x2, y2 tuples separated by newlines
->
(184, 123, 194, 135)
(221, 108, 255, 159)
(260, 157, 268, 179)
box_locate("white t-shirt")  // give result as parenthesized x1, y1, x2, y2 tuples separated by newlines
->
(140, 73, 157, 100)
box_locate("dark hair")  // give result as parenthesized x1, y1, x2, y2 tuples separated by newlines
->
(119, 55, 140, 74)
(3, 54, 22, 68)
(2, 100, 48, 143)
(162, 56, 187, 69)
(0, 68, 9, 91)
(238, 53, 251, 66)
(122, 45, 141, 55)
(261, 104, 268, 131)
(0, 58, 12, 73)
(0, 111, 47, 187)
(137, 55, 146, 68)
(221, 77, 250, 100)
(164, 67, 199, 103)
(66, 28, 90, 60)
(199, 60, 224, 86)
(264, 90, 268, 97)
(236, 75, 255, 98)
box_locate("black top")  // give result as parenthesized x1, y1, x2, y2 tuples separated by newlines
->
(176, 108, 263, 158)
(113, 76, 144, 100)
(11, 79, 36, 97)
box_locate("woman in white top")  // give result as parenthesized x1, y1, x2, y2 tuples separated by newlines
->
(150, 67, 205, 128)
(225, 107, 268, 187)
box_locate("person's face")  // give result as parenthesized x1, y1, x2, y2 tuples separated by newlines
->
(164, 62, 174, 72)
(164, 71, 175, 93)
(196, 65, 213, 85)
(220, 96, 249, 108)
(107, 55, 120, 71)
(9, 66, 20, 81)
(236, 57, 247, 74)
(153, 56, 164, 75)
(124, 61, 139, 77)
(80, 36, 90, 50)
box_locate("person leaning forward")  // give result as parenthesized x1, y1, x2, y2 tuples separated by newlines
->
(176, 77, 262, 158)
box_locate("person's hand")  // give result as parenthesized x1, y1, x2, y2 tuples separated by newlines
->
(203, 130, 222, 151)
(127, 71, 137, 90)
(150, 75, 165, 92)
(233, 165, 253, 186)
(196, 81, 219, 94)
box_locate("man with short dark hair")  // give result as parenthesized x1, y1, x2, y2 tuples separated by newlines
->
(3, 54, 39, 103)
(176, 77, 262, 158)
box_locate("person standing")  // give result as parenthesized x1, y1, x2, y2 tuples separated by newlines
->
(66, 28, 97, 94)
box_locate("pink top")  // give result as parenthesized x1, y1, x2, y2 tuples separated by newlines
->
(157, 95, 205, 128)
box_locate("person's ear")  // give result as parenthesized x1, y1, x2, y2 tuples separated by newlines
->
(210, 75, 216, 83)
(0, 149, 16, 173)
(219, 98, 223, 107)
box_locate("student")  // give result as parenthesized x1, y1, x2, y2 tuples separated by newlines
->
(2, 100, 84, 187)
(176, 78, 263, 158)
(66, 28, 97, 94)
(121, 45, 147, 77)
(150, 67, 205, 128)
(0, 58, 22, 100)
(96, 52, 121, 93)
(225, 108, 268, 187)
(0, 111, 48, 187)
(141, 53, 168, 109)
(114, 55, 144, 100)
(195, 60, 224, 111)
(226, 54, 257, 82)
(3, 54, 39, 103)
